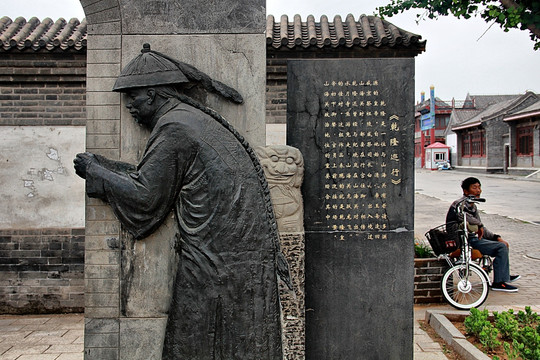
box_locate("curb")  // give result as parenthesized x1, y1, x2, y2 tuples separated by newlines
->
(425, 310, 490, 360)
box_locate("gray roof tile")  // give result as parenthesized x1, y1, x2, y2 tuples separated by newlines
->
(266, 14, 425, 50)
(1, 14, 424, 53)
(0, 16, 86, 51)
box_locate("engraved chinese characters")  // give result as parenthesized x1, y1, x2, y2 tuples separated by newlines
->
(321, 80, 402, 240)
(287, 58, 415, 360)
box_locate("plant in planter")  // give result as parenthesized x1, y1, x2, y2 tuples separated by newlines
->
(462, 307, 540, 360)
(414, 238, 434, 258)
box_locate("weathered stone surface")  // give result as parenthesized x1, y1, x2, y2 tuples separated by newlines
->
(121, 215, 178, 317)
(287, 58, 415, 359)
(278, 233, 306, 360)
(0, 126, 85, 230)
(118, 0, 265, 34)
(119, 317, 168, 359)
(119, 34, 266, 147)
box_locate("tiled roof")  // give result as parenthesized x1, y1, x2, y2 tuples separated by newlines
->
(465, 94, 521, 110)
(266, 14, 425, 50)
(0, 16, 86, 51)
(452, 96, 530, 131)
(1, 15, 424, 53)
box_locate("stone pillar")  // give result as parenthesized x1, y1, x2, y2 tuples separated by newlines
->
(257, 145, 306, 360)
(80, 0, 266, 358)
(287, 58, 415, 359)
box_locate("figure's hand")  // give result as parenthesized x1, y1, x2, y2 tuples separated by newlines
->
(73, 152, 96, 179)
(477, 227, 484, 239)
(498, 237, 509, 248)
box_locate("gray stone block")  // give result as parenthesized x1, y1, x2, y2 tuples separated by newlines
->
(87, 35, 121, 50)
(86, 92, 120, 106)
(85, 318, 119, 333)
(85, 220, 121, 235)
(84, 306, 119, 318)
(429, 313, 466, 345)
(87, 50, 122, 65)
(119, 317, 168, 359)
(85, 292, 120, 308)
(86, 105, 120, 123)
(453, 338, 491, 360)
(84, 264, 119, 279)
(86, 7, 121, 27)
(85, 279, 119, 293)
(86, 134, 120, 149)
(118, 0, 265, 34)
(88, 21, 121, 35)
(87, 64, 121, 80)
(85, 332, 119, 348)
(85, 250, 120, 266)
(84, 347, 119, 360)
(86, 119, 120, 134)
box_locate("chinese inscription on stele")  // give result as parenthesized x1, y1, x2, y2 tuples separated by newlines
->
(287, 59, 414, 241)
(321, 79, 402, 240)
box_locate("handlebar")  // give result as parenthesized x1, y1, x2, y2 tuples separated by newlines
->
(456, 195, 486, 207)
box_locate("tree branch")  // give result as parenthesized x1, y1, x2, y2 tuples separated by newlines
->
(499, 0, 540, 40)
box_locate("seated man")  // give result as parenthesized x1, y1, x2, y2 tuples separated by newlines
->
(446, 177, 520, 292)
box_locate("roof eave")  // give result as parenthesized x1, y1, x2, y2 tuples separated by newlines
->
(452, 121, 482, 131)
(503, 110, 540, 122)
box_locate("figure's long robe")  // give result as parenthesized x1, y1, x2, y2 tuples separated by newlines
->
(85, 98, 282, 359)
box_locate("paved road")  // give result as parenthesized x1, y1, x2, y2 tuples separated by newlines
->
(415, 169, 540, 225)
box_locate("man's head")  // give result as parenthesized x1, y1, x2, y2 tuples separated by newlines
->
(461, 177, 482, 197)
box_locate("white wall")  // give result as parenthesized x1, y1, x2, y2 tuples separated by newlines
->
(0, 126, 86, 229)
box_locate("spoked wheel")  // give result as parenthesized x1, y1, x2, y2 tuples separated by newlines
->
(441, 264, 489, 310)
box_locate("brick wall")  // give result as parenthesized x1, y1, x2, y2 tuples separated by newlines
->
(0, 228, 85, 314)
(0, 51, 86, 126)
(0, 50, 86, 314)
(414, 258, 447, 304)
(266, 59, 287, 124)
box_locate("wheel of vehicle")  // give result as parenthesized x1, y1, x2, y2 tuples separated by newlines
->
(441, 263, 489, 310)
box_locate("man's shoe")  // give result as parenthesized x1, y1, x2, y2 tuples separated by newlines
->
(509, 275, 521, 283)
(491, 282, 518, 292)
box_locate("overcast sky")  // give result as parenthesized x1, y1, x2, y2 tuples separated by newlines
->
(1, 0, 539, 102)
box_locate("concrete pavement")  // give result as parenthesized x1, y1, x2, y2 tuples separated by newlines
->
(0, 169, 538, 359)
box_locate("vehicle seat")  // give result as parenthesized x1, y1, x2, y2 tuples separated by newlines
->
(448, 248, 483, 260)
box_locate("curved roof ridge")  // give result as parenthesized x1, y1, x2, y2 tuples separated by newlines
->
(0, 16, 87, 52)
(0, 15, 425, 53)
(265, 13, 424, 51)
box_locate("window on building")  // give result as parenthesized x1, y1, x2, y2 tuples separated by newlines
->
(461, 129, 485, 157)
(434, 152, 446, 161)
(471, 132, 484, 156)
(435, 116, 449, 130)
(462, 133, 471, 156)
(517, 126, 533, 155)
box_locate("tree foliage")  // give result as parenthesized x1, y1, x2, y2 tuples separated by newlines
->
(376, 0, 540, 50)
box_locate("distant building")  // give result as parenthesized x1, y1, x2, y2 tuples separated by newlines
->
(413, 88, 453, 167)
(451, 92, 539, 173)
(415, 90, 540, 174)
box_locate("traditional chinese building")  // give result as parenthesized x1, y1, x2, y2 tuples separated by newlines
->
(413, 88, 453, 167)
(451, 91, 540, 173)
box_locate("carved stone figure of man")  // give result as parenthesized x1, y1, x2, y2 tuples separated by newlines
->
(74, 44, 288, 359)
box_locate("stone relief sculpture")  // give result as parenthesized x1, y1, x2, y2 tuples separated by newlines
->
(74, 44, 290, 360)
(256, 145, 304, 233)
